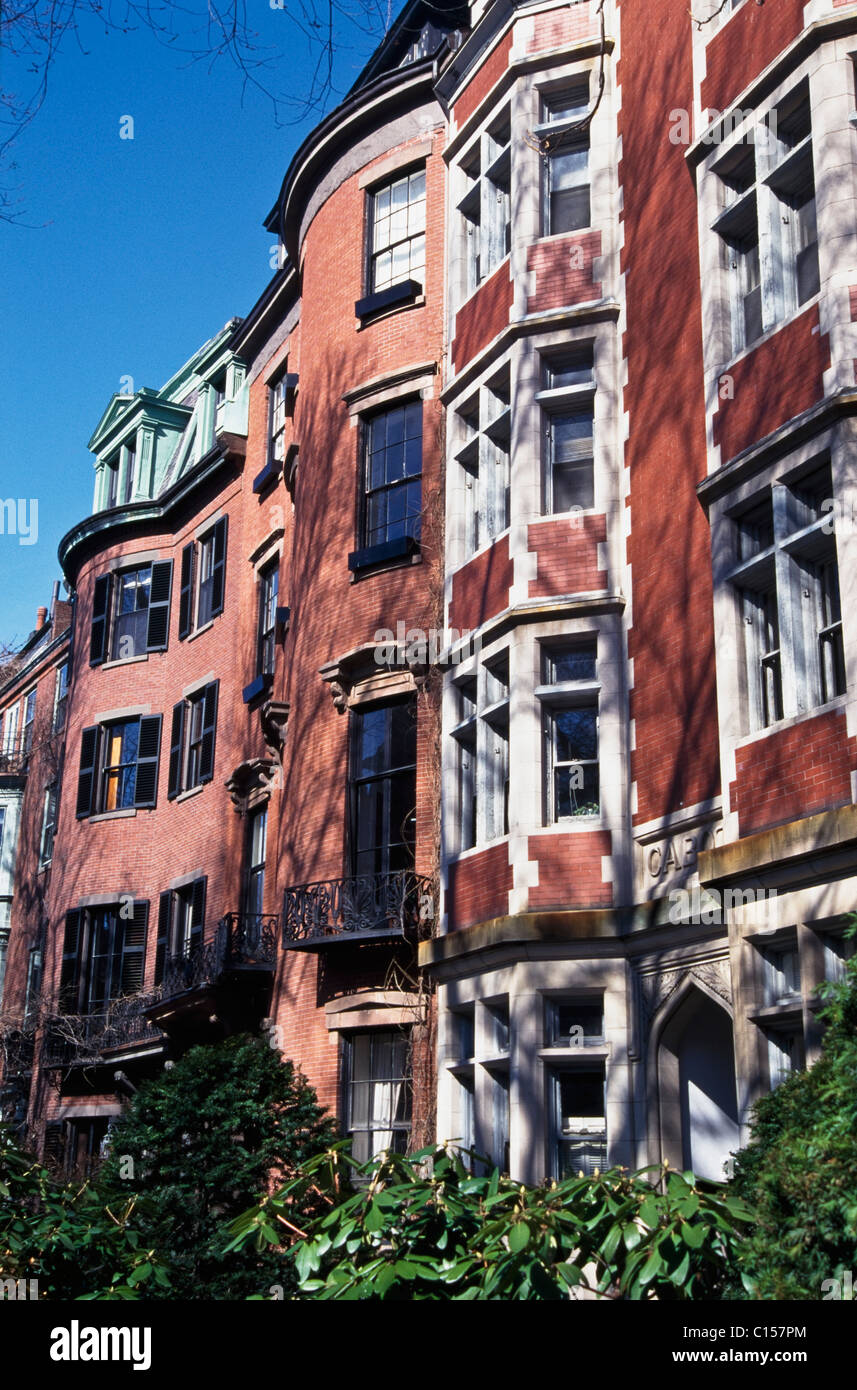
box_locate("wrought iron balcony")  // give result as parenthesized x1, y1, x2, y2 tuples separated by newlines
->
(281, 871, 435, 949)
(0, 746, 28, 776)
(1, 1030, 35, 1076)
(158, 913, 279, 1002)
(42, 993, 164, 1069)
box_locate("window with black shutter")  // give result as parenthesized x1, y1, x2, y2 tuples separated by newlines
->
(134, 715, 162, 808)
(90, 575, 111, 666)
(76, 727, 100, 818)
(210, 517, 227, 618)
(120, 900, 149, 995)
(145, 560, 173, 651)
(59, 909, 83, 1011)
(167, 701, 186, 800)
(167, 683, 218, 795)
(178, 542, 195, 641)
(62, 902, 151, 1016)
(199, 682, 218, 783)
(155, 891, 172, 984)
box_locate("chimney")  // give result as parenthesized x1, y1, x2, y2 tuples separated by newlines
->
(49, 580, 60, 618)
(35, 606, 47, 632)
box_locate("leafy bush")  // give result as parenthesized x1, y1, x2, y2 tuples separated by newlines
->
(97, 1033, 336, 1299)
(0, 1123, 166, 1299)
(730, 927, 857, 1300)
(228, 1144, 754, 1300)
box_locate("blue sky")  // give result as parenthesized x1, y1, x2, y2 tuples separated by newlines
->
(0, 2, 388, 648)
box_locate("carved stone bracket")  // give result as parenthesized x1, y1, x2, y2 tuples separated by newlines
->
(260, 700, 290, 765)
(320, 643, 420, 715)
(225, 758, 278, 815)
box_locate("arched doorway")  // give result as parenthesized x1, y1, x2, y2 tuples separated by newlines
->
(657, 985, 739, 1182)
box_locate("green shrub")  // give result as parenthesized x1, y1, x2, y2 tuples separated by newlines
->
(97, 1033, 336, 1299)
(730, 926, 857, 1300)
(228, 1144, 754, 1300)
(0, 1124, 165, 1299)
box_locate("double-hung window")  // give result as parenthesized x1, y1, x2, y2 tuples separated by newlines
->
(360, 401, 422, 552)
(549, 1066, 606, 1177)
(538, 348, 595, 514)
(178, 517, 227, 639)
(155, 877, 207, 982)
(368, 167, 426, 294)
(712, 82, 819, 359)
(730, 461, 845, 732)
(257, 561, 279, 679)
(268, 373, 289, 467)
(537, 85, 591, 236)
(343, 1030, 412, 1164)
(111, 567, 151, 660)
(59, 900, 149, 1014)
(21, 689, 36, 756)
(167, 681, 219, 799)
(89, 561, 173, 665)
(455, 366, 510, 559)
(76, 715, 162, 817)
(762, 941, 801, 1006)
(457, 110, 510, 299)
(539, 641, 600, 820)
(40, 784, 58, 867)
(244, 808, 267, 919)
(53, 662, 70, 733)
(349, 699, 417, 877)
(451, 652, 510, 852)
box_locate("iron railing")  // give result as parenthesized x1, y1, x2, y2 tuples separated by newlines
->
(158, 913, 279, 1001)
(42, 993, 164, 1069)
(282, 871, 435, 948)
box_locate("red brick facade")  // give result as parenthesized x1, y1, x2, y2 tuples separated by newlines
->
(712, 306, 830, 465)
(446, 844, 513, 929)
(729, 710, 857, 838)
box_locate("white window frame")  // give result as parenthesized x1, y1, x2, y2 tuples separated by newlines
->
(451, 651, 510, 852)
(537, 640, 601, 823)
(728, 461, 845, 733)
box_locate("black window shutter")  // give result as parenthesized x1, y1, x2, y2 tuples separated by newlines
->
(146, 560, 173, 652)
(155, 891, 172, 984)
(199, 682, 219, 783)
(134, 715, 162, 808)
(178, 542, 195, 641)
(90, 575, 111, 666)
(76, 726, 100, 818)
(167, 702, 186, 800)
(190, 876, 207, 952)
(43, 1121, 67, 1171)
(210, 517, 227, 617)
(120, 899, 149, 995)
(59, 909, 83, 1011)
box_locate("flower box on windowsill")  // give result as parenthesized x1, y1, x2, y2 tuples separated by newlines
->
(242, 672, 274, 705)
(348, 534, 420, 575)
(354, 279, 422, 321)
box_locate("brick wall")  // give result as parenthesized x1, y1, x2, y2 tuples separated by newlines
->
(453, 30, 513, 127)
(712, 306, 831, 465)
(527, 515, 607, 598)
(449, 535, 513, 632)
(619, 0, 720, 826)
(446, 843, 513, 929)
(527, 830, 613, 909)
(527, 2, 597, 54)
(451, 261, 514, 373)
(526, 231, 602, 313)
(700, 0, 807, 116)
(729, 709, 857, 838)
